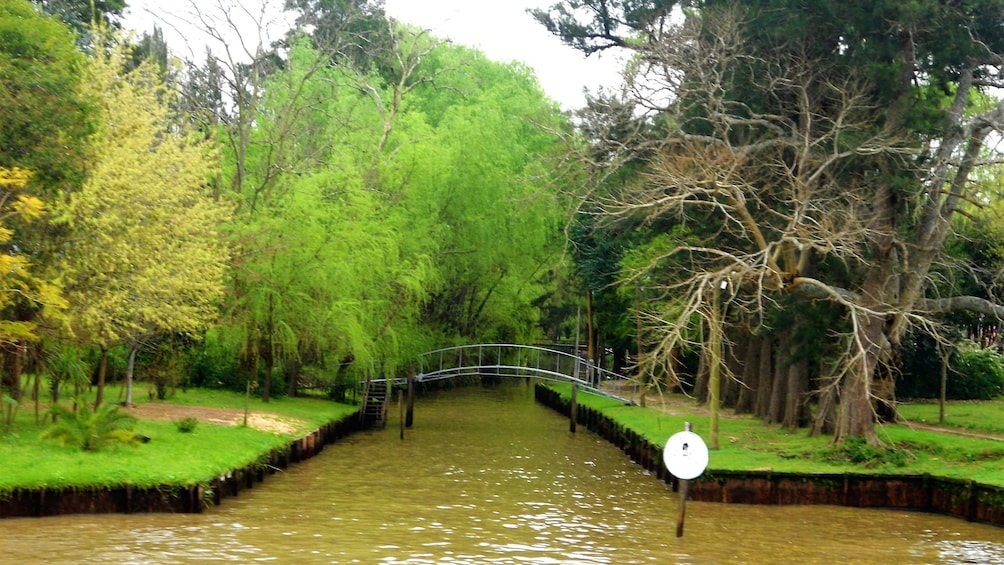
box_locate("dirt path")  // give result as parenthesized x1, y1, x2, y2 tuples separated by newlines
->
(123, 403, 306, 435)
(896, 420, 1004, 443)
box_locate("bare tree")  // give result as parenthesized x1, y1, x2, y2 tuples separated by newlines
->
(565, 5, 1004, 444)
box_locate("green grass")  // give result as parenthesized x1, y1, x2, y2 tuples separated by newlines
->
(897, 399, 1004, 436)
(557, 385, 1004, 486)
(0, 387, 358, 492)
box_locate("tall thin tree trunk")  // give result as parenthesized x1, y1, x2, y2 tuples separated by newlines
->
(755, 336, 772, 419)
(586, 290, 595, 363)
(735, 334, 760, 414)
(782, 356, 809, 431)
(766, 333, 788, 424)
(125, 344, 138, 407)
(94, 347, 108, 409)
(810, 359, 839, 437)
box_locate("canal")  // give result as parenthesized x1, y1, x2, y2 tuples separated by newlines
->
(1, 382, 1003, 563)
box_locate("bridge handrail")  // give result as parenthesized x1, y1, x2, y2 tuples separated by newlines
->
(416, 343, 634, 403)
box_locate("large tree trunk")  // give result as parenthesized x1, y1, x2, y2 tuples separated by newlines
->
(835, 314, 885, 445)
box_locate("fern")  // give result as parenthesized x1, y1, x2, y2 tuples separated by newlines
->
(42, 399, 139, 451)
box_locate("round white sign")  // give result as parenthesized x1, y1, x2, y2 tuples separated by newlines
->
(662, 430, 709, 480)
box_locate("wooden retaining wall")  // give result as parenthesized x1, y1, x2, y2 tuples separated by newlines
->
(534, 384, 1004, 528)
(0, 412, 362, 519)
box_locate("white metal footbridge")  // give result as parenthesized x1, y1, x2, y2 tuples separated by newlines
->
(358, 344, 636, 427)
(416, 343, 634, 403)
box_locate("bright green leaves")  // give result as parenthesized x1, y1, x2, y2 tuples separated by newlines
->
(57, 35, 230, 349)
(220, 30, 568, 391)
(0, 167, 66, 345)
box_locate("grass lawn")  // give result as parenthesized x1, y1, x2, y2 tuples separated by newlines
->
(0, 386, 358, 492)
(552, 384, 1004, 487)
(897, 398, 1004, 436)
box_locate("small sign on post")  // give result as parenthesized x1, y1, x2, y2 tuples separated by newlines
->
(663, 422, 709, 537)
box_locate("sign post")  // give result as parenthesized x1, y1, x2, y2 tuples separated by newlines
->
(663, 422, 709, 537)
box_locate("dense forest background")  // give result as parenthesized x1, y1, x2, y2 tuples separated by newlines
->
(4, 0, 1004, 444)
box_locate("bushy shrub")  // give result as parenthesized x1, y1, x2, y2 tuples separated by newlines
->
(899, 336, 1004, 400)
(949, 345, 1004, 400)
(174, 416, 198, 433)
(821, 437, 907, 468)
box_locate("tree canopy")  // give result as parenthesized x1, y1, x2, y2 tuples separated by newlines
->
(536, 0, 1004, 443)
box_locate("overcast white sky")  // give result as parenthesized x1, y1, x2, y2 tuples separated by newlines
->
(122, 0, 625, 110)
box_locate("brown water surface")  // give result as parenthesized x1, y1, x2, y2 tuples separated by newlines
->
(2, 382, 1003, 563)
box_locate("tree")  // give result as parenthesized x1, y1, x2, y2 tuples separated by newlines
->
(0, 168, 67, 426)
(0, 1, 92, 422)
(536, 0, 1004, 444)
(413, 50, 567, 344)
(32, 0, 127, 49)
(0, 0, 93, 193)
(57, 33, 229, 407)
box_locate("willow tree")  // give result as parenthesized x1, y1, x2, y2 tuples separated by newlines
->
(408, 46, 568, 344)
(57, 36, 229, 407)
(535, 0, 1004, 444)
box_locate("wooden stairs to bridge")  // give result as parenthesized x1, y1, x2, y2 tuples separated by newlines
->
(359, 379, 390, 427)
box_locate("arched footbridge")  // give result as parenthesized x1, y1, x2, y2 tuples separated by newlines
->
(360, 344, 637, 425)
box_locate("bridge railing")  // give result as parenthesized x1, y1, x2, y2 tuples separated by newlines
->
(417, 343, 635, 403)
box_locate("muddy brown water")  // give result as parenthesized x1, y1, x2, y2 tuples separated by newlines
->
(2, 382, 1003, 564)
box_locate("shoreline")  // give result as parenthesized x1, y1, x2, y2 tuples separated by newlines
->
(533, 384, 1004, 528)
(5, 383, 1003, 526)
(0, 411, 363, 519)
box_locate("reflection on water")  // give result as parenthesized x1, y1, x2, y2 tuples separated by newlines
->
(1, 382, 1002, 564)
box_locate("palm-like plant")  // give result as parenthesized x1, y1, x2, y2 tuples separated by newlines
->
(41, 398, 139, 451)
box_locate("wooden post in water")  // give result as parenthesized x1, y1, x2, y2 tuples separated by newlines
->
(676, 422, 692, 538)
(398, 389, 404, 440)
(406, 369, 415, 428)
(569, 382, 578, 434)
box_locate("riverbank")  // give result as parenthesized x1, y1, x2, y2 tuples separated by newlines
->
(0, 389, 362, 518)
(536, 384, 1004, 527)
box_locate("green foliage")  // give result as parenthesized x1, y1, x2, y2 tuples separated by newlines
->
(2, 388, 358, 491)
(212, 30, 568, 397)
(58, 32, 230, 352)
(31, 0, 127, 39)
(174, 417, 199, 433)
(0, 0, 93, 192)
(819, 437, 907, 468)
(41, 399, 138, 451)
(949, 345, 1004, 400)
(901, 337, 1004, 400)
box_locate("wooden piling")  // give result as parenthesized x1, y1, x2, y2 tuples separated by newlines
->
(570, 383, 578, 434)
(406, 369, 415, 428)
(398, 390, 404, 440)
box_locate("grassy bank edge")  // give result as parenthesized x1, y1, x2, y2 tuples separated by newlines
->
(0, 389, 359, 494)
(547, 384, 1004, 487)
